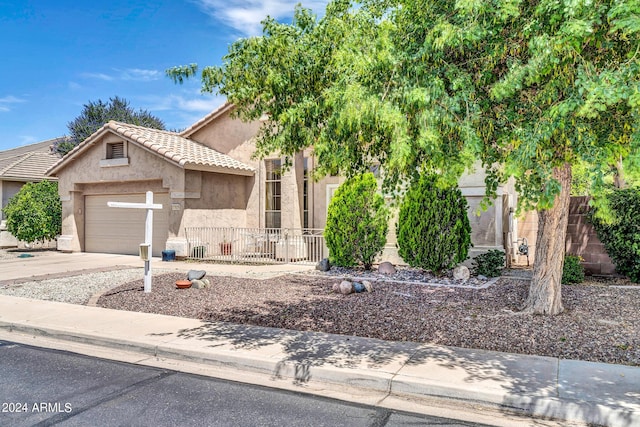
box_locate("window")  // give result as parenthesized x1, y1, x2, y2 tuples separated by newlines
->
(265, 159, 281, 228)
(107, 142, 125, 159)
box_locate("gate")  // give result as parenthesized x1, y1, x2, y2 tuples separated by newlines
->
(184, 227, 327, 265)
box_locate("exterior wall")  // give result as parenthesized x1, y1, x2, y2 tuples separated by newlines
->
(0, 181, 22, 247)
(189, 113, 262, 155)
(566, 197, 616, 275)
(55, 135, 183, 253)
(514, 197, 617, 275)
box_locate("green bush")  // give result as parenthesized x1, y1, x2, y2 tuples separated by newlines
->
(324, 173, 389, 270)
(472, 250, 505, 277)
(3, 180, 61, 243)
(397, 175, 472, 273)
(590, 188, 640, 283)
(562, 255, 585, 284)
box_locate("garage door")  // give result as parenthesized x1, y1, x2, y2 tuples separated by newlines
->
(85, 193, 169, 256)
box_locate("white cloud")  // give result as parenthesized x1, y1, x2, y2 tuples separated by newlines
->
(68, 81, 82, 90)
(119, 68, 162, 82)
(146, 92, 226, 113)
(0, 95, 26, 112)
(80, 69, 162, 83)
(80, 72, 114, 81)
(192, 0, 328, 36)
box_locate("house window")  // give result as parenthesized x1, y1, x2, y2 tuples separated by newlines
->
(265, 159, 281, 229)
(106, 142, 125, 159)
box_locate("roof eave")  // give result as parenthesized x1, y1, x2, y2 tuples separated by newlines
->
(184, 163, 255, 176)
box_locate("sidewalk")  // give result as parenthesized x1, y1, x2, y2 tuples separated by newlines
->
(0, 292, 638, 427)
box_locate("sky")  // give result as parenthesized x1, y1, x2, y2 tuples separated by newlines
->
(0, 0, 329, 151)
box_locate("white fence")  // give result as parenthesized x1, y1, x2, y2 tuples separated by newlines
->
(184, 227, 328, 265)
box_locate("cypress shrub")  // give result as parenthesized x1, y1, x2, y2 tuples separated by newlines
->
(397, 175, 471, 273)
(590, 188, 640, 282)
(324, 173, 389, 270)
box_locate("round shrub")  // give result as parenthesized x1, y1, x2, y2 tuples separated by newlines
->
(3, 180, 61, 243)
(397, 175, 472, 273)
(324, 173, 389, 270)
(472, 249, 505, 277)
(590, 188, 640, 283)
(562, 254, 585, 284)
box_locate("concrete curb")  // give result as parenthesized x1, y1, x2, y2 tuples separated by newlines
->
(1, 317, 638, 427)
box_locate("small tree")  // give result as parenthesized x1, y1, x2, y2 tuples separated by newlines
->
(3, 180, 61, 243)
(324, 172, 389, 269)
(591, 188, 640, 283)
(397, 175, 471, 273)
(56, 96, 165, 155)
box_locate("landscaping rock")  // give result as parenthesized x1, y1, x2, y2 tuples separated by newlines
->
(378, 262, 396, 274)
(477, 275, 488, 281)
(191, 279, 206, 289)
(339, 280, 353, 295)
(316, 258, 331, 272)
(453, 265, 470, 281)
(187, 270, 206, 281)
(332, 282, 341, 293)
(362, 280, 373, 293)
(203, 278, 211, 287)
(353, 282, 366, 293)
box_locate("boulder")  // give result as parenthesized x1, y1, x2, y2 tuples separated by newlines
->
(316, 258, 331, 272)
(453, 265, 470, 281)
(187, 270, 206, 281)
(378, 261, 396, 274)
(203, 278, 211, 287)
(339, 280, 354, 295)
(353, 282, 366, 293)
(362, 280, 373, 293)
(191, 279, 206, 289)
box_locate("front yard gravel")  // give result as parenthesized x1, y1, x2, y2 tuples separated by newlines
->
(96, 271, 640, 367)
(2, 252, 638, 367)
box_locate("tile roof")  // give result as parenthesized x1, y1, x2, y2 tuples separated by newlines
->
(0, 139, 62, 180)
(47, 121, 254, 176)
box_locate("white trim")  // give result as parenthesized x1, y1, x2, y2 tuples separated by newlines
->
(170, 192, 201, 199)
(326, 184, 339, 215)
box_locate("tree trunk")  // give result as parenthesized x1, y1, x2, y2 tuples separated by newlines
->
(614, 155, 626, 189)
(523, 163, 572, 315)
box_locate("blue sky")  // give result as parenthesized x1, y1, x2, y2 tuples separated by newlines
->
(0, 0, 328, 151)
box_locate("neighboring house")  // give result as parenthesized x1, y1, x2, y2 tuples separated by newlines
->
(0, 139, 62, 248)
(46, 102, 516, 262)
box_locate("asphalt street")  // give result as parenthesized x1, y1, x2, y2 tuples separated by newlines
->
(0, 340, 492, 427)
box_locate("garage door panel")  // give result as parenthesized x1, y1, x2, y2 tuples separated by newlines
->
(85, 194, 168, 256)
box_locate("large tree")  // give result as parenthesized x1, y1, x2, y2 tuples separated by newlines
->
(55, 96, 165, 155)
(168, 0, 639, 315)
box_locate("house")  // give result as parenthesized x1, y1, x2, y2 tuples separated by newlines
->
(46, 103, 516, 263)
(0, 139, 62, 248)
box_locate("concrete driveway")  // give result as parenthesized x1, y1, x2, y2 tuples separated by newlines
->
(0, 250, 314, 284)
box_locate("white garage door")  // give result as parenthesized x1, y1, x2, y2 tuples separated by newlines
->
(85, 193, 169, 256)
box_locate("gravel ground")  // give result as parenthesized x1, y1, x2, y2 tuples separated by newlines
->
(2, 245, 637, 366)
(96, 271, 640, 366)
(0, 269, 152, 305)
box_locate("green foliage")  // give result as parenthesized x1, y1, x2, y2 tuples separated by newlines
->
(472, 250, 505, 278)
(57, 96, 165, 155)
(3, 180, 61, 243)
(397, 175, 471, 272)
(324, 172, 389, 269)
(591, 188, 640, 282)
(562, 255, 585, 285)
